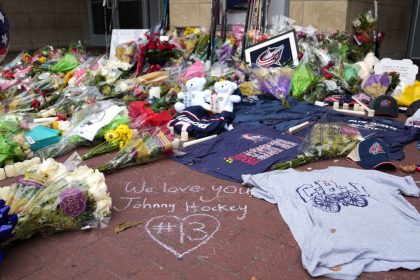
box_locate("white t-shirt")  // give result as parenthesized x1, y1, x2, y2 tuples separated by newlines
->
(243, 166, 420, 280)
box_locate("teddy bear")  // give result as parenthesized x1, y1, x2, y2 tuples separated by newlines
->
(355, 52, 379, 80)
(210, 80, 241, 113)
(174, 77, 211, 112)
(209, 80, 241, 131)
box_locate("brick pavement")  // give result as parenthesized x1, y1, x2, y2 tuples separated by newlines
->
(0, 141, 419, 280)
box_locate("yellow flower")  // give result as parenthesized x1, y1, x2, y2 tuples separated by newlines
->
(22, 53, 32, 64)
(104, 131, 119, 142)
(229, 37, 235, 46)
(38, 57, 46, 64)
(105, 124, 133, 148)
(52, 121, 60, 130)
(184, 27, 194, 36)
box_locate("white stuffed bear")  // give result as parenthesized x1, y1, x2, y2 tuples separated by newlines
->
(355, 52, 379, 80)
(174, 77, 211, 112)
(210, 80, 241, 113)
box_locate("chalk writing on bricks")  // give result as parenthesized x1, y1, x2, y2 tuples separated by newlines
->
(114, 180, 250, 257)
(145, 214, 220, 258)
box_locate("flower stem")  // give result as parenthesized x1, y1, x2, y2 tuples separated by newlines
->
(82, 142, 119, 161)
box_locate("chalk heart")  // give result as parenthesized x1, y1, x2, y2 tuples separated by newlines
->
(145, 214, 220, 258)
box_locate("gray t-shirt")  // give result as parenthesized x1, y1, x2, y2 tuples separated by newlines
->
(243, 166, 420, 280)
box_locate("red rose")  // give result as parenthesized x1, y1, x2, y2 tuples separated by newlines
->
(298, 51, 304, 60)
(377, 32, 385, 42)
(157, 43, 165, 52)
(320, 67, 328, 75)
(3, 70, 14, 79)
(148, 64, 162, 73)
(148, 41, 157, 50)
(357, 34, 370, 43)
(31, 99, 41, 109)
(325, 73, 333, 80)
(57, 114, 66, 121)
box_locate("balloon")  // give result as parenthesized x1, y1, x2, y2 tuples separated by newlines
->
(0, 7, 9, 64)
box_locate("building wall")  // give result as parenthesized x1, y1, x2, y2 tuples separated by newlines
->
(290, 0, 349, 31)
(290, 0, 413, 59)
(0, 0, 89, 51)
(346, 0, 413, 58)
(170, 0, 212, 30)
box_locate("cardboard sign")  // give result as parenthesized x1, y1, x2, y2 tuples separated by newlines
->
(244, 30, 299, 68)
(374, 58, 418, 86)
(110, 29, 149, 59)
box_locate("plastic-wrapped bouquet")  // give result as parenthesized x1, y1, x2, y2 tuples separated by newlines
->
(97, 127, 174, 174)
(0, 158, 111, 243)
(35, 101, 129, 159)
(81, 124, 134, 160)
(273, 123, 363, 170)
(0, 114, 32, 167)
(251, 66, 293, 104)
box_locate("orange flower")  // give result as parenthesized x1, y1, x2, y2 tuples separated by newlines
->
(63, 71, 75, 84)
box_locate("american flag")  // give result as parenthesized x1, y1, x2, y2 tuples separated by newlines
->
(0, 8, 9, 63)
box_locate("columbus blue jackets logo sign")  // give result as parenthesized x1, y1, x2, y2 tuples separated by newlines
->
(245, 30, 299, 68)
(256, 46, 284, 67)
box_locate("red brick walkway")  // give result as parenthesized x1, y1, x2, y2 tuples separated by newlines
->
(0, 141, 419, 280)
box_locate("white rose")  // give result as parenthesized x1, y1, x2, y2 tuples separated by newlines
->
(68, 166, 94, 183)
(89, 182, 108, 201)
(84, 170, 106, 188)
(94, 196, 112, 218)
(38, 158, 59, 176)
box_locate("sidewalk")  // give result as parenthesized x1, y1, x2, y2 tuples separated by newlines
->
(0, 141, 419, 280)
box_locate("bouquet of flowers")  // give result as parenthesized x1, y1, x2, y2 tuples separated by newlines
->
(251, 66, 293, 105)
(273, 123, 363, 170)
(115, 41, 138, 64)
(215, 39, 236, 65)
(35, 101, 129, 159)
(0, 114, 31, 167)
(97, 127, 174, 174)
(0, 158, 111, 243)
(135, 33, 181, 75)
(81, 124, 134, 160)
(349, 11, 384, 62)
(182, 27, 201, 58)
(36, 86, 104, 119)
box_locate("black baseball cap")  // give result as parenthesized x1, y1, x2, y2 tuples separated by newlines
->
(347, 138, 397, 170)
(369, 96, 398, 118)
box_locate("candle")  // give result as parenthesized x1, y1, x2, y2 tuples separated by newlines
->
(343, 103, 349, 110)
(181, 131, 189, 141)
(353, 104, 360, 111)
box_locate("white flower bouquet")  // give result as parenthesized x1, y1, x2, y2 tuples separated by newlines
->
(0, 158, 111, 242)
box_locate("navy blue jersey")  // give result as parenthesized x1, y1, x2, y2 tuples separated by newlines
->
(169, 106, 228, 138)
(324, 112, 420, 160)
(233, 96, 327, 132)
(172, 125, 302, 182)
